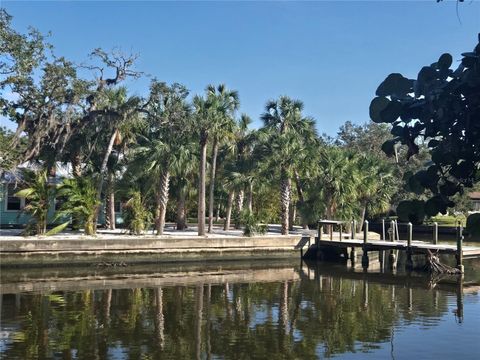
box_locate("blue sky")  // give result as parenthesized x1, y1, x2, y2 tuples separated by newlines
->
(2, 1, 479, 135)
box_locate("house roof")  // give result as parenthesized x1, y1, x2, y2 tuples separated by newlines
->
(468, 192, 480, 200)
(1, 162, 73, 184)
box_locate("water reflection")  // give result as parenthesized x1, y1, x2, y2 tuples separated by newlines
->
(1, 261, 479, 359)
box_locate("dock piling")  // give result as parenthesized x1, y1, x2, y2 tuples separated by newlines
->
(362, 220, 369, 269)
(433, 222, 438, 245)
(389, 220, 397, 270)
(456, 223, 464, 274)
(406, 222, 413, 270)
(382, 219, 386, 241)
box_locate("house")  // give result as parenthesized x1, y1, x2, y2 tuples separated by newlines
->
(468, 192, 480, 213)
(0, 165, 123, 228)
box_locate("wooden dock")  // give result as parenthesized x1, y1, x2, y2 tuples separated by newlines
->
(301, 220, 480, 273)
(315, 238, 480, 259)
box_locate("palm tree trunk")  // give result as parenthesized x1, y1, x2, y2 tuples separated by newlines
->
(360, 200, 367, 229)
(294, 170, 308, 229)
(289, 203, 296, 231)
(208, 139, 219, 233)
(105, 173, 116, 230)
(280, 167, 291, 235)
(176, 187, 187, 230)
(234, 189, 244, 229)
(71, 152, 83, 230)
(247, 181, 253, 212)
(93, 128, 118, 234)
(224, 190, 235, 231)
(198, 135, 207, 236)
(215, 201, 221, 222)
(156, 169, 170, 235)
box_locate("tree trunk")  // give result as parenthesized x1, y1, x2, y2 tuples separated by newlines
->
(156, 170, 170, 235)
(208, 139, 219, 233)
(234, 189, 244, 229)
(359, 200, 367, 231)
(247, 181, 253, 213)
(71, 152, 83, 177)
(93, 129, 118, 234)
(198, 136, 207, 236)
(289, 203, 296, 231)
(294, 170, 308, 229)
(176, 187, 187, 230)
(105, 173, 116, 230)
(71, 152, 83, 230)
(280, 167, 291, 235)
(224, 190, 235, 231)
(215, 201, 221, 222)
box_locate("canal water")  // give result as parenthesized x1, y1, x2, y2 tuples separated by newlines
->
(1, 258, 479, 359)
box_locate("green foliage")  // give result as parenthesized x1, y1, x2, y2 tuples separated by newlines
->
(0, 127, 25, 172)
(56, 177, 99, 235)
(123, 191, 152, 235)
(240, 210, 267, 237)
(371, 34, 480, 223)
(304, 146, 394, 223)
(15, 169, 54, 235)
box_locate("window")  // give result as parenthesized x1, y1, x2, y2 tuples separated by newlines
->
(6, 184, 24, 211)
(114, 201, 122, 213)
(55, 197, 66, 211)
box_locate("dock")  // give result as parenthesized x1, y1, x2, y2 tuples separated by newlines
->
(302, 220, 480, 273)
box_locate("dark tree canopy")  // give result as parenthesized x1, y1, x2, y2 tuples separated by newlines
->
(370, 34, 480, 218)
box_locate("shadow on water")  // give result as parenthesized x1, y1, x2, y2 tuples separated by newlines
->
(1, 259, 479, 359)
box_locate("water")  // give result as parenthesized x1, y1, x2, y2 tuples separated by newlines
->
(1, 259, 479, 359)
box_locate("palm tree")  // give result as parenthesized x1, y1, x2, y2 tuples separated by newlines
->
(260, 97, 317, 235)
(193, 84, 239, 236)
(315, 146, 360, 220)
(206, 84, 239, 233)
(192, 95, 210, 236)
(356, 155, 395, 225)
(15, 169, 54, 235)
(130, 81, 191, 235)
(56, 176, 100, 235)
(91, 87, 143, 233)
(222, 114, 257, 230)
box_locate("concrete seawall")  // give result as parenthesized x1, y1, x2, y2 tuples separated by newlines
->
(0, 235, 306, 267)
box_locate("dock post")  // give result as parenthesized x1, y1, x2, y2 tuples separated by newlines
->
(388, 220, 397, 270)
(406, 222, 413, 270)
(339, 224, 343, 241)
(380, 218, 386, 268)
(317, 222, 322, 245)
(362, 220, 369, 269)
(351, 219, 356, 239)
(350, 247, 356, 264)
(433, 222, 438, 245)
(382, 218, 386, 241)
(456, 223, 464, 274)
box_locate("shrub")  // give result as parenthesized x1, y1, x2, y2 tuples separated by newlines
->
(241, 210, 267, 237)
(123, 191, 152, 235)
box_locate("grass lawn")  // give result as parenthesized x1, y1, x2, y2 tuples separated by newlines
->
(427, 215, 466, 227)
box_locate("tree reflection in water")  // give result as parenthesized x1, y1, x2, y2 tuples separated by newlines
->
(0, 262, 474, 360)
